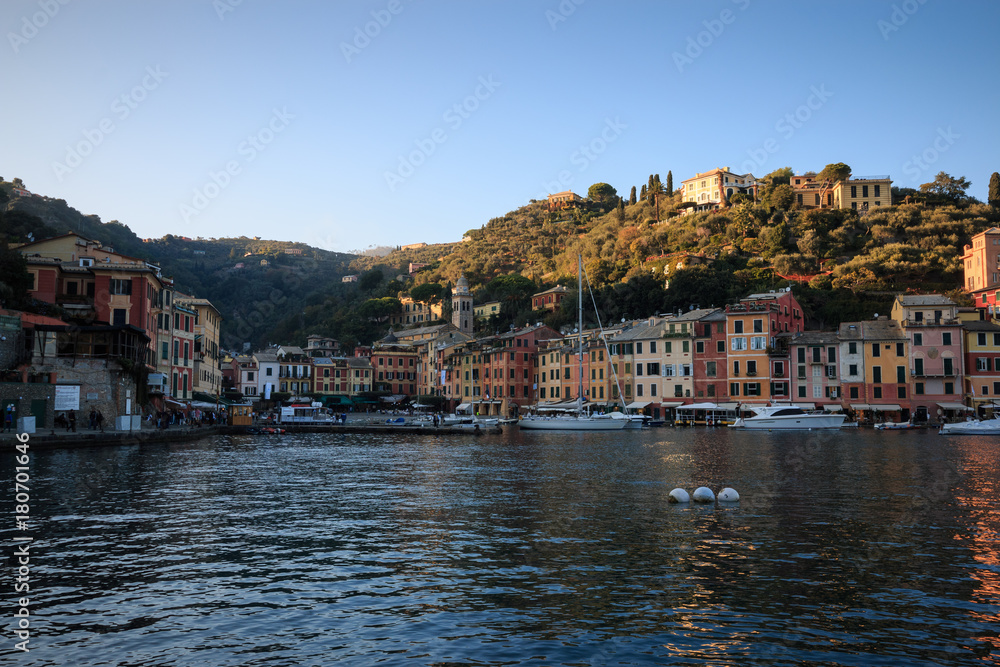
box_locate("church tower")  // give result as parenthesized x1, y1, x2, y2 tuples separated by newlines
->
(452, 274, 473, 335)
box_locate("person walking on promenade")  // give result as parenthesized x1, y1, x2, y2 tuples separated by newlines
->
(89, 407, 97, 430)
(3, 405, 13, 433)
(68, 410, 77, 432)
(96, 410, 104, 432)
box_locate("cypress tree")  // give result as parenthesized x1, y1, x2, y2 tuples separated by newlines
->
(629, 186, 637, 205)
(666, 171, 673, 195)
(640, 184, 647, 199)
(989, 172, 1000, 208)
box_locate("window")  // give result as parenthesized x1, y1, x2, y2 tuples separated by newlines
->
(978, 333, 988, 346)
(945, 382, 954, 395)
(850, 386, 859, 399)
(897, 386, 906, 399)
(914, 358, 924, 376)
(636, 342, 643, 354)
(750, 336, 766, 350)
(874, 184, 881, 197)
(747, 360, 757, 376)
(161, 342, 168, 360)
(798, 386, 806, 398)
(798, 365, 806, 379)
(732, 337, 747, 351)
(696, 341, 704, 354)
(753, 319, 763, 333)
(717, 340, 725, 353)
(849, 364, 858, 376)
(646, 363, 660, 376)
(683, 341, 690, 353)
(873, 387, 882, 399)
(706, 361, 716, 377)
(862, 185, 869, 198)
(943, 358, 954, 375)
(113, 309, 127, 326)
(848, 342, 857, 355)
(914, 333, 923, 346)
(636, 384, 644, 397)
(813, 385, 822, 398)
(827, 347, 836, 363)
(873, 366, 882, 383)
(649, 341, 657, 354)
(774, 361, 784, 377)
(733, 360, 740, 376)
(897, 366, 906, 383)
(730, 383, 740, 396)
(915, 382, 924, 395)
(977, 358, 991, 371)
(942, 332, 952, 346)
(872, 344, 880, 357)
(110, 279, 132, 295)
(896, 342, 904, 357)
(851, 185, 857, 198)
(266, 367, 273, 376)
(734, 321, 744, 334)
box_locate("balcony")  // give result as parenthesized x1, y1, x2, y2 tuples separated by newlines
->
(904, 317, 959, 327)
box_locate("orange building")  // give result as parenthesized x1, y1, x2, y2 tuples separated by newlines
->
(725, 289, 805, 403)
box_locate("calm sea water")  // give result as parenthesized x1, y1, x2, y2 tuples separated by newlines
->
(4, 426, 999, 666)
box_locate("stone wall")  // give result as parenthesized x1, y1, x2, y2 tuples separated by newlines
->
(0, 382, 56, 431)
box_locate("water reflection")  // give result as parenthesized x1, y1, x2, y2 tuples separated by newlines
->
(4, 428, 998, 665)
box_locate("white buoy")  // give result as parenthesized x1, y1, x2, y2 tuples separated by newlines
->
(668, 488, 690, 504)
(692, 486, 715, 503)
(718, 487, 740, 502)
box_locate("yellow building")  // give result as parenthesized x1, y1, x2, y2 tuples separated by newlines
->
(175, 296, 223, 397)
(681, 167, 758, 210)
(790, 174, 892, 210)
(389, 296, 444, 328)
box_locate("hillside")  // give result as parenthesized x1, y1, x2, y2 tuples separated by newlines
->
(4, 171, 999, 352)
(0, 180, 357, 349)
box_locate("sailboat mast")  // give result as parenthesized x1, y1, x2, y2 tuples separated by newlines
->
(578, 254, 583, 412)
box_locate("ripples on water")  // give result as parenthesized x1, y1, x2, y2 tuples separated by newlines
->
(4, 428, 999, 665)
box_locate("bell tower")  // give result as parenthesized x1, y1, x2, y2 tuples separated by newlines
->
(452, 274, 473, 335)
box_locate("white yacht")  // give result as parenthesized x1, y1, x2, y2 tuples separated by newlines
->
(731, 405, 846, 430)
(940, 416, 1000, 435)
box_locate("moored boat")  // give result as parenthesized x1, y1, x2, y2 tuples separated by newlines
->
(940, 416, 1000, 435)
(731, 404, 846, 430)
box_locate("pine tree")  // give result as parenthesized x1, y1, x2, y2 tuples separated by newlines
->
(666, 171, 673, 195)
(989, 172, 1000, 208)
(629, 186, 637, 205)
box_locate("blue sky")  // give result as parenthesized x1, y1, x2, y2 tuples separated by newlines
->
(3, 0, 998, 253)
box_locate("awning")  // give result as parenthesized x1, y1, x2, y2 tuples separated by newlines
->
(937, 402, 973, 411)
(850, 403, 870, 410)
(165, 398, 189, 410)
(658, 401, 685, 408)
(379, 394, 406, 403)
(626, 401, 651, 409)
(455, 403, 471, 411)
(823, 405, 845, 412)
(870, 404, 902, 411)
(677, 402, 739, 411)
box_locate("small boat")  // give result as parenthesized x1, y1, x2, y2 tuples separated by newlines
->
(730, 404, 846, 430)
(940, 417, 1000, 435)
(259, 427, 286, 435)
(874, 421, 918, 430)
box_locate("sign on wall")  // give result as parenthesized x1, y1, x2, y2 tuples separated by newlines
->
(54, 385, 81, 411)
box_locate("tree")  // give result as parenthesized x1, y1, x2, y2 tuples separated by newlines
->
(358, 268, 384, 292)
(763, 167, 794, 185)
(988, 172, 1000, 208)
(666, 171, 673, 195)
(410, 282, 445, 303)
(647, 179, 665, 222)
(588, 182, 617, 204)
(640, 184, 646, 199)
(816, 162, 851, 206)
(629, 186, 636, 205)
(764, 183, 795, 210)
(919, 172, 972, 205)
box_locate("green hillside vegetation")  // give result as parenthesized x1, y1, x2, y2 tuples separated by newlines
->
(3, 168, 999, 353)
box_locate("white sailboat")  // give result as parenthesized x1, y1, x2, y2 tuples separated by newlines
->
(518, 256, 629, 432)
